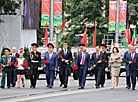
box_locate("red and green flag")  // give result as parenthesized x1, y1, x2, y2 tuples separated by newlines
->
(81, 26, 87, 47)
(131, 28, 137, 46)
(123, 26, 131, 47)
(93, 24, 96, 47)
(58, 20, 66, 40)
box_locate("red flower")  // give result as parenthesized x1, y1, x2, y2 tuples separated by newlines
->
(100, 57, 102, 61)
(73, 66, 78, 71)
(25, 66, 29, 69)
(10, 62, 13, 66)
(115, 57, 120, 60)
(58, 54, 62, 59)
(44, 60, 49, 64)
(133, 59, 136, 63)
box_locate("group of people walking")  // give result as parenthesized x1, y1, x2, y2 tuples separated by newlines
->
(0, 42, 138, 90)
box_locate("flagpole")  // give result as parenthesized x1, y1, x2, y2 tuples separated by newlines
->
(50, 0, 54, 43)
(115, 0, 120, 47)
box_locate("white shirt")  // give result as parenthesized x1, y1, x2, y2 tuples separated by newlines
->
(49, 52, 53, 59)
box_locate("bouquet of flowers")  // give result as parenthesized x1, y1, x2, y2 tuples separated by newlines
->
(73, 66, 78, 71)
(44, 60, 49, 64)
(58, 54, 69, 65)
(126, 59, 136, 69)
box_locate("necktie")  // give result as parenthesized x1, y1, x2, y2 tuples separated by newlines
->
(132, 53, 133, 59)
(64, 50, 66, 57)
(82, 53, 85, 65)
(97, 53, 99, 59)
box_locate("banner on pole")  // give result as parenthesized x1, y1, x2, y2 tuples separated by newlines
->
(109, 1, 117, 32)
(41, 0, 50, 26)
(119, 1, 127, 32)
(54, 0, 62, 26)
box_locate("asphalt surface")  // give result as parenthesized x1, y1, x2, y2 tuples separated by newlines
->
(0, 73, 138, 102)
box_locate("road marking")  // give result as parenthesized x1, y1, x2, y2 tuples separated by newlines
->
(1, 85, 127, 102)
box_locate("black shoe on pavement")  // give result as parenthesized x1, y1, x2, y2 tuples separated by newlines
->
(12, 83, 15, 87)
(63, 85, 67, 88)
(96, 86, 99, 89)
(127, 86, 130, 89)
(81, 86, 84, 89)
(1, 86, 4, 89)
(30, 85, 33, 88)
(132, 88, 135, 90)
(60, 83, 63, 87)
(49, 86, 52, 88)
(33, 86, 35, 88)
(7, 86, 10, 89)
(101, 85, 104, 87)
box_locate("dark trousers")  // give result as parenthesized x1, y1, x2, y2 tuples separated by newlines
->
(1, 70, 11, 87)
(60, 64, 69, 86)
(79, 66, 87, 87)
(94, 68, 103, 86)
(126, 69, 137, 88)
(10, 67, 17, 85)
(45, 69, 55, 87)
(29, 64, 39, 86)
(101, 68, 106, 86)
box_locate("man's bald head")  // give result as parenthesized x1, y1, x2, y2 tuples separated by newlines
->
(12, 47, 17, 53)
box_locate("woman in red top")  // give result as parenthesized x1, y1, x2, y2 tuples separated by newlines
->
(15, 50, 27, 88)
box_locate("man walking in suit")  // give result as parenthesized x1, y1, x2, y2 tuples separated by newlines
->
(9, 47, 19, 87)
(43, 43, 58, 88)
(75, 47, 90, 89)
(27, 43, 41, 88)
(123, 44, 131, 88)
(59, 43, 73, 88)
(100, 44, 108, 87)
(125, 46, 138, 90)
(91, 46, 105, 89)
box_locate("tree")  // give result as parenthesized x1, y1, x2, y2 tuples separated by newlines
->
(1, 46, 5, 57)
(0, 0, 21, 23)
(23, 46, 29, 59)
(58, 0, 108, 49)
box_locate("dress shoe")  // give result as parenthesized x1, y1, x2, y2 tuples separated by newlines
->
(46, 85, 49, 87)
(17, 87, 20, 89)
(49, 86, 52, 88)
(81, 86, 84, 89)
(96, 86, 99, 89)
(127, 86, 130, 89)
(30, 85, 33, 88)
(60, 84, 63, 87)
(101, 85, 104, 87)
(33, 86, 35, 88)
(1, 86, 4, 89)
(12, 83, 15, 87)
(22, 84, 25, 87)
(132, 88, 135, 90)
(63, 85, 67, 88)
(7, 86, 10, 89)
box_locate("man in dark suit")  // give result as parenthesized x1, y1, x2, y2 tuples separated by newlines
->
(59, 43, 73, 88)
(123, 44, 131, 88)
(100, 44, 108, 87)
(43, 43, 58, 88)
(27, 43, 41, 88)
(9, 47, 19, 87)
(125, 46, 138, 90)
(75, 47, 90, 89)
(91, 46, 105, 89)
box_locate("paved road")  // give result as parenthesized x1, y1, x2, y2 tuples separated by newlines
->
(0, 73, 138, 102)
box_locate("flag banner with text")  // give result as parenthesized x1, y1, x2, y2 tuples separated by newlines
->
(41, 0, 50, 26)
(54, 0, 62, 26)
(109, 1, 117, 32)
(119, 1, 127, 32)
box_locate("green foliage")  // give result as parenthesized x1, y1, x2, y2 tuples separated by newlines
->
(23, 46, 29, 59)
(0, 0, 21, 23)
(1, 46, 5, 57)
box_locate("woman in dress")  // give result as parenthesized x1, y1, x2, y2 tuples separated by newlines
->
(15, 50, 27, 88)
(109, 47, 122, 89)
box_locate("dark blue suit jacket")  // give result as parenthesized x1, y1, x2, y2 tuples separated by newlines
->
(126, 52, 138, 71)
(59, 49, 73, 65)
(43, 52, 58, 71)
(123, 51, 130, 68)
(9, 52, 19, 66)
(76, 52, 90, 69)
(91, 52, 106, 69)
